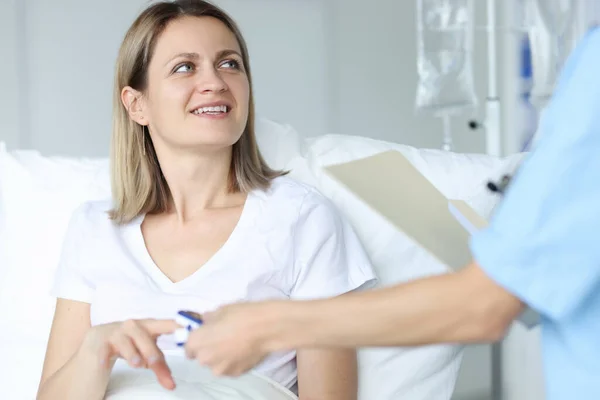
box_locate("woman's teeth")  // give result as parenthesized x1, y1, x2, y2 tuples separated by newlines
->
(192, 105, 228, 114)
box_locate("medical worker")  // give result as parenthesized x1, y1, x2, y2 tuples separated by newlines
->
(184, 26, 600, 399)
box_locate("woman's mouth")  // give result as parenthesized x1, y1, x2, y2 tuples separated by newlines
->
(191, 105, 230, 117)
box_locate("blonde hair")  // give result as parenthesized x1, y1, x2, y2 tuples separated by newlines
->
(109, 0, 286, 224)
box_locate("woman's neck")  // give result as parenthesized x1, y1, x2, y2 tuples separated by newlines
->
(154, 146, 239, 223)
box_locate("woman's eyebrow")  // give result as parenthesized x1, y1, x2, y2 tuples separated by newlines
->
(216, 49, 242, 59)
(164, 52, 200, 66)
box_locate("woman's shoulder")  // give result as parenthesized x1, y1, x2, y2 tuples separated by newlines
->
(58, 199, 118, 259)
(258, 176, 340, 221)
(263, 176, 332, 207)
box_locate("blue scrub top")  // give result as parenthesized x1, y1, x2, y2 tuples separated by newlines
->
(470, 27, 600, 400)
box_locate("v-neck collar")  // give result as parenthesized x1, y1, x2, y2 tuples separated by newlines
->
(124, 191, 258, 293)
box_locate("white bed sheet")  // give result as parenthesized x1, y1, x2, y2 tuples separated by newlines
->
(106, 356, 298, 400)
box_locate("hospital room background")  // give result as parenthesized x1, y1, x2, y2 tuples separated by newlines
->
(0, 0, 597, 399)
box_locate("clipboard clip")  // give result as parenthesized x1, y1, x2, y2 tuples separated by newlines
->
(487, 174, 512, 195)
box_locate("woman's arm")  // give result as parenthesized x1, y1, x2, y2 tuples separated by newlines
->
(38, 299, 179, 399)
(37, 298, 111, 400)
(296, 348, 357, 400)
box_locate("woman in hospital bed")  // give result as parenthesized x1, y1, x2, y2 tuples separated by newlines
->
(35, 1, 376, 399)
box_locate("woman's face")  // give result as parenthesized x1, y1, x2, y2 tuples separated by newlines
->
(137, 16, 250, 152)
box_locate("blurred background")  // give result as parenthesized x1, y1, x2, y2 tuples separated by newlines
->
(1, 0, 527, 158)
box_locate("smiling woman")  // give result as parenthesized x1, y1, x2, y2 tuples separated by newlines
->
(110, 2, 279, 224)
(35, 1, 377, 400)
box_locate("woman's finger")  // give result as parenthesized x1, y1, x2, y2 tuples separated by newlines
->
(150, 359, 176, 390)
(140, 319, 181, 338)
(122, 320, 163, 365)
(98, 343, 117, 368)
(109, 328, 143, 368)
(124, 319, 176, 390)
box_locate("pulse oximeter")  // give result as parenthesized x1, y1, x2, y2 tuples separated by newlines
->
(174, 310, 204, 347)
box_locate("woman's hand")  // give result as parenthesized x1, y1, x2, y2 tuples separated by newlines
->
(81, 319, 180, 390)
(184, 302, 288, 376)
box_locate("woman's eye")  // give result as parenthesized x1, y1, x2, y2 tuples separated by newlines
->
(220, 59, 241, 70)
(174, 63, 193, 73)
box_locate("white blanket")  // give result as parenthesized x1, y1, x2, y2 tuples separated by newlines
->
(105, 357, 298, 400)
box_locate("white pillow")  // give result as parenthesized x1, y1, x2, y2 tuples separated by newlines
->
(254, 116, 303, 170)
(0, 145, 110, 399)
(301, 134, 524, 400)
(0, 144, 8, 291)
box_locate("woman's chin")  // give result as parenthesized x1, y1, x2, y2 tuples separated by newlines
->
(172, 138, 240, 153)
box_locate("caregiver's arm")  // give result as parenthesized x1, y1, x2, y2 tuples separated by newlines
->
(296, 348, 357, 400)
(37, 299, 110, 400)
(187, 263, 524, 376)
(279, 262, 524, 349)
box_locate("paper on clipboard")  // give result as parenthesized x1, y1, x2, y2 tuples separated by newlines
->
(323, 150, 472, 271)
(324, 150, 540, 329)
(448, 199, 489, 234)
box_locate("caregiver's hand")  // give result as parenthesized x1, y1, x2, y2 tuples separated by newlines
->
(82, 319, 180, 389)
(184, 302, 289, 376)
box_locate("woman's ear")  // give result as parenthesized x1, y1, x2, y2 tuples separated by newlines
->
(121, 86, 148, 126)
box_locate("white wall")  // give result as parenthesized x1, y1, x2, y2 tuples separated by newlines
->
(0, 0, 334, 157)
(0, 0, 21, 150)
(219, 0, 331, 140)
(0, 1, 545, 399)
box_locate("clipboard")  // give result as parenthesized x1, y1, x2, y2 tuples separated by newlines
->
(324, 150, 540, 329)
(323, 150, 472, 271)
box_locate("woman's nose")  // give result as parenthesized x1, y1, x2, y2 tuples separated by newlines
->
(197, 69, 227, 93)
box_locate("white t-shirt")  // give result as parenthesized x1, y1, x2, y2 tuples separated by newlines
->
(51, 176, 377, 390)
